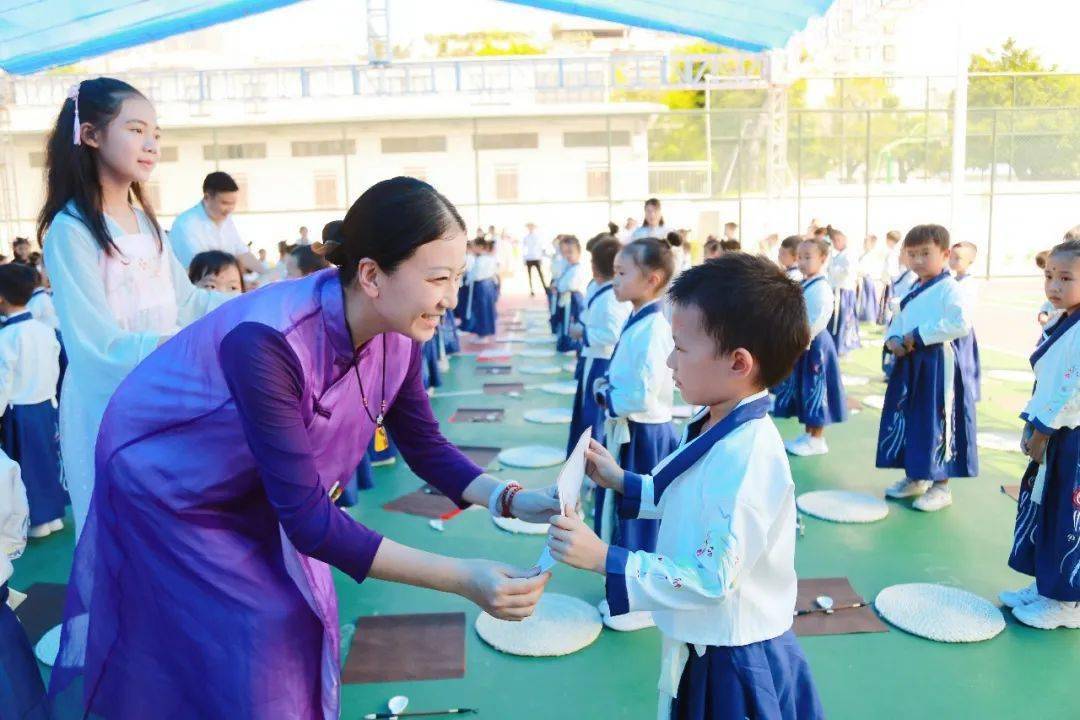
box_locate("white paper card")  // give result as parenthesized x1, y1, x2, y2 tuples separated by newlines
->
(557, 429, 591, 514)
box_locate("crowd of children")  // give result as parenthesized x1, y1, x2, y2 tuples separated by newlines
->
(1, 74, 1078, 720)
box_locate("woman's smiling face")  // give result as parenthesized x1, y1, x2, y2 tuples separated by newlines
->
(374, 230, 468, 342)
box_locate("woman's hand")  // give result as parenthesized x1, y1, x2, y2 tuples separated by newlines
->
(584, 439, 624, 493)
(1025, 428, 1050, 464)
(510, 486, 562, 524)
(547, 514, 607, 574)
(460, 560, 550, 621)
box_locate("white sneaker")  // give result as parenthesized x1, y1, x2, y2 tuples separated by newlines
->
(597, 599, 655, 632)
(28, 523, 53, 539)
(781, 431, 807, 453)
(1012, 597, 1080, 629)
(912, 484, 952, 512)
(999, 581, 1041, 608)
(785, 435, 829, 457)
(48, 518, 64, 532)
(885, 478, 933, 499)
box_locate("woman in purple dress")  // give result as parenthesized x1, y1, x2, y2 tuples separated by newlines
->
(49, 177, 559, 719)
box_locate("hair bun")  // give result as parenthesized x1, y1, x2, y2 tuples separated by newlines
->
(312, 240, 346, 267)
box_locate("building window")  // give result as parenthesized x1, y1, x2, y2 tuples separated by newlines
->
(292, 139, 356, 157)
(159, 146, 179, 162)
(314, 173, 339, 209)
(403, 167, 427, 182)
(202, 142, 267, 160)
(586, 163, 608, 200)
(474, 133, 538, 151)
(380, 136, 447, 154)
(564, 130, 631, 148)
(232, 174, 250, 211)
(494, 165, 518, 201)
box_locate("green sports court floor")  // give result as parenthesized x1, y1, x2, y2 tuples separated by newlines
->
(13, 293, 1077, 720)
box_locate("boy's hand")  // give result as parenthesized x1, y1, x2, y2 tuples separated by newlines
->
(584, 439, 624, 492)
(902, 333, 916, 352)
(547, 514, 608, 574)
(885, 337, 906, 357)
(1025, 428, 1050, 463)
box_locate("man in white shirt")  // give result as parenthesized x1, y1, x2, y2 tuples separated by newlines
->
(522, 222, 548, 297)
(296, 226, 311, 246)
(169, 172, 265, 275)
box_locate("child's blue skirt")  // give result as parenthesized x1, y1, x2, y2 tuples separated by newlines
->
(1009, 426, 1080, 602)
(555, 292, 585, 354)
(876, 341, 978, 480)
(567, 356, 609, 456)
(829, 288, 862, 356)
(595, 419, 677, 552)
(670, 630, 825, 720)
(857, 276, 878, 323)
(0, 584, 49, 720)
(772, 331, 847, 428)
(1, 400, 65, 526)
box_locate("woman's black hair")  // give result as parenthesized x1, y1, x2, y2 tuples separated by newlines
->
(291, 244, 331, 277)
(643, 197, 665, 228)
(329, 177, 465, 284)
(188, 250, 245, 292)
(620, 237, 675, 287)
(37, 77, 162, 255)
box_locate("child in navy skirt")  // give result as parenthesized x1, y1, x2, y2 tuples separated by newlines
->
(878, 225, 978, 513)
(826, 226, 861, 356)
(0, 265, 65, 538)
(549, 255, 824, 720)
(554, 236, 588, 354)
(773, 237, 847, 457)
(1005, 237, 1080, 630)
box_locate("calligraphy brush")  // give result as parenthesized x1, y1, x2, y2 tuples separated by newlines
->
(364, 709, 478, 719)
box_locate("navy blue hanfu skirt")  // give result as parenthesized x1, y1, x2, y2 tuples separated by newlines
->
(1, 401, 65, 526)
(771, 331, 847, 428)
(829, 288, 861, 356)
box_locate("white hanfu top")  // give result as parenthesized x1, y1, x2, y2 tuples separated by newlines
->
(598, 300, 674, 427)
(27, 289, 59, 331)
(581, 283, 631, 361)
(0, 312, 60, 409)
(827, 247, 857, 291)
(1023, 312, 1080, 435)
(885, 272, 971, 347)
(0, 449, 28, 585)
(605, 392, 796, 718)
(802, 275, 834, 338)
(169, 201, 248, 269)
(44, 202, 225, 535)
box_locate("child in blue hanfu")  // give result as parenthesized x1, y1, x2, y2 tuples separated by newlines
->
(1004, 237, 1080, 630)
(566, 236, 631, 454)
(591, 237, 679, 631)
(878, 224, 978, 513)
(778, 235, 803, 281)
(547, 253, 824, 720)
(554, 235, 589, 354)
(773, 237, 847, 457)
(949, 241, 981, 401)
(825, 226, 861, 356)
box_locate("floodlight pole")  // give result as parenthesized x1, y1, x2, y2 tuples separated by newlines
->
(949, 0, 968, 240)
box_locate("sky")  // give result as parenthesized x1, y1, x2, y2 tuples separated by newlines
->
(94, 0, 1080, 73)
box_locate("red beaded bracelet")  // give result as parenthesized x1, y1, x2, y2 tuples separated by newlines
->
(500, 482, 523, 518)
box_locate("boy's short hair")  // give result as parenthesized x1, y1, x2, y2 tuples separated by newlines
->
(720, 239, 741, 252)
(203, 171, 239, 196)
(669, 253, 809, 388)
(904, 224, 950, 251)
(586, 232, 614, 253)
(724, 222, 738, 231)
(886, 230, 902, 243)
(0, 263, 38, 306)
(780, 235, 802, 253)
(952, 241, 978, 256)
(590, 238, 621, 278)
(1049, 238, 1080, 263)
(703, 238, 721, 255)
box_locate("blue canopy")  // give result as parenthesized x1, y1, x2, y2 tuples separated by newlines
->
(0, 0, 834, 75)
